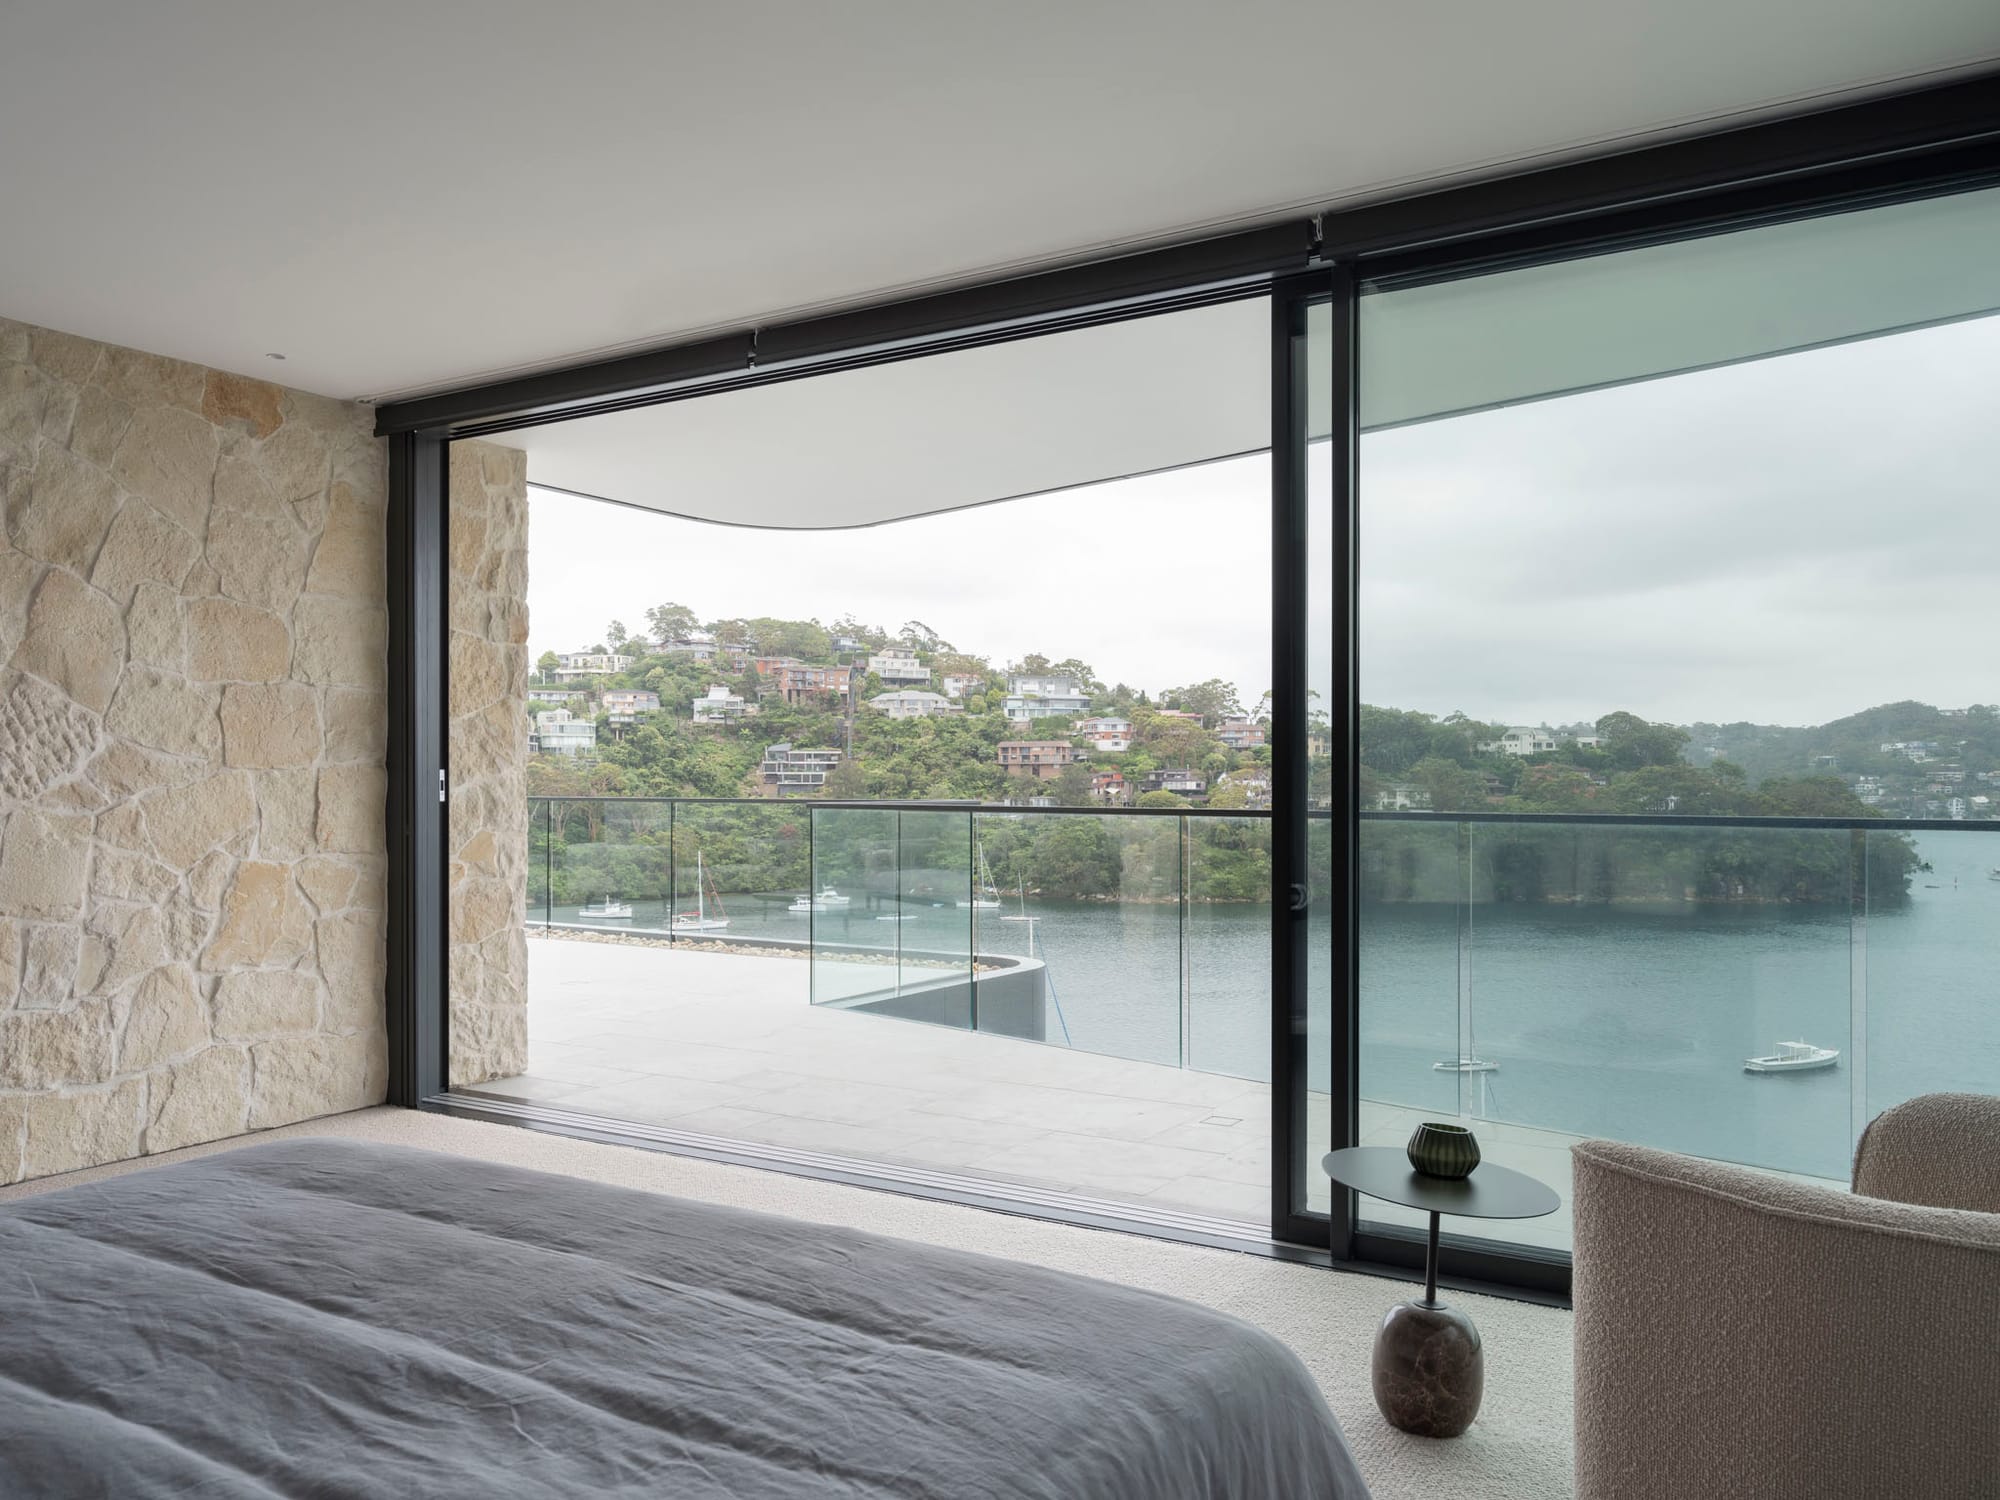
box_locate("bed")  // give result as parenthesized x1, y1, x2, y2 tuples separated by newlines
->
(0, 1138, 1368, 1498)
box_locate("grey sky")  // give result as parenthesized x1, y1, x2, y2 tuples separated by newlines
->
(1358, 312, 2000, 728)
(527, 454, 1275, 706)
(522, 311, 1997, 731)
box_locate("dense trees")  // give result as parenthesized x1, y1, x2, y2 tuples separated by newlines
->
(527, 609, 1941, 909)
(644, 602, 699, 645)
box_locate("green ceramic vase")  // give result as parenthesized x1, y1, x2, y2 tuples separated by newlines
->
(1406, 1122, 1481, 1179)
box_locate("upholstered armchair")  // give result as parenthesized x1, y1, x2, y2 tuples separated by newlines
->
(1571, 1093, 2000, 1500)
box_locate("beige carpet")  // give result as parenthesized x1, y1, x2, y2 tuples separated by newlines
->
(2, 1108, 1575, 1499)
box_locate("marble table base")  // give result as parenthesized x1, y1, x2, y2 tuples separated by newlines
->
(1371, 1299, 1484, 1438)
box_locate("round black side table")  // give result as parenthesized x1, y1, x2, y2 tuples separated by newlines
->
(1323, 1146, 1559, 1439)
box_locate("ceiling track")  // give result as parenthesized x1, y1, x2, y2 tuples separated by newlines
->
(376, 70, 2000, 443)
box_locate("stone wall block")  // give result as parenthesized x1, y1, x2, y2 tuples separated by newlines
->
(79, 905, 165, 999)
(314, 765, 385, 854)
(247, 1030, 385, 1130)
(125, 581, 187, 671)
(110, 405, 218, 535)
(447, 511, 488, 581)
(97, 347, 205, 414)
(220, 681, 320, 768)
(2, 365, 61, 454)
(0, 999, 113, 1090)
(0, 670, 101, 801)
(213, 970, 319, 1039)
(256, 767, 318, 861)
(21, 1078, 146, 1177)
(27, 326, 102, 385)
(322, 686, 385, 764)
(2, 316, 394, 1183)
(200, 372, 285, 440)
(9, 442, 120, 573)
(0, 551, 41, 664)
(162, 890, 214, 966)
(11, 566, 125, 713)
(303, 482, 380, 595)
(105, 666, 221, 757)
(187, 595, 290, 682)
(140, 770, 255, 868)
(188, 850, 234, 912)
(118, 964, 209, 1071)
(88, 738, 197, 801)
(68, 386, 134, 468)
(0, 918, 18, 1008)
(316, 910, 381, 1032)
(291, 596, 385, 686)
(201, 861, 313, 972)
(445, 440, 530, 1086)
(145, 1044, 251, 1154)
(0, 807, 91, 919)
(448, 630, 507, 717)
(256, 422, 332, 508)
(297, 856, 359, 914)
(0, 1097, 21, 1186)
(89, 845, 178, 907)
(20, 923, 82, 1009)
(90, 500, 201, 606)
(207, 506, 308, 612)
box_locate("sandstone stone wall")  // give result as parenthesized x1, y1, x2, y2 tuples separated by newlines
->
(0, 316, 389, 1181)
(446, 440, 529, 1085)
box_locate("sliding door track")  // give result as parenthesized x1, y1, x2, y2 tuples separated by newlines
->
(423, 1091, 1570, 1307)
(428, 1089, 1287, 1253)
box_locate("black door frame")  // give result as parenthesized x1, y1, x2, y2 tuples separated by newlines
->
(382, 73, 2000, 1294)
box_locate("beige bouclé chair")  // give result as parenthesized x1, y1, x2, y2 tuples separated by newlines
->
(1572, 1093, 2000, 1499)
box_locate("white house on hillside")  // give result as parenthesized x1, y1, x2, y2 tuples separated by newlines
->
(531, 709, 596, 756)
(555, 651, 633, 680)
(1076, 716, 1133, 751)
(870, 690, 960, 719)
(1479, 726, 1560, 756)
(868, 647, 930, 684)
(1004, 674, 1089, 720)
(692, 684, 750, 722)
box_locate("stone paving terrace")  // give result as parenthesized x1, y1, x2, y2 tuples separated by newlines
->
(463, 933, 1601, 1247)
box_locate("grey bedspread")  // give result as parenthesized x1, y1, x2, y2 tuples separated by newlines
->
(0, 1138, 1366, 1498)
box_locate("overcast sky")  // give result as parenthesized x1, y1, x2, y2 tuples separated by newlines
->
(526, 454, 1274, 705)
(524, 311, 1998, 730)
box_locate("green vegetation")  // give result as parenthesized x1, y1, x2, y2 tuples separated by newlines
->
(1355, 705, 1934, 903)
(527, 607, 1272, 806)
(529, 606, 1944, 906)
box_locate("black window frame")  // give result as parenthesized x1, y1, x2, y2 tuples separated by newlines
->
(383, 73, 2000, 1299)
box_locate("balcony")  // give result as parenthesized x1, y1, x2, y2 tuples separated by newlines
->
(460, 800, 2000, 1251)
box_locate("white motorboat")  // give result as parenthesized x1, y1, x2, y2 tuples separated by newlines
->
(671, 851, 731, 932)
(1744, 1040, 1839, 1074)
(1432, 1056, 1499, 1074)
(787, 887, 851, 914)
(578, 897, 633, 920)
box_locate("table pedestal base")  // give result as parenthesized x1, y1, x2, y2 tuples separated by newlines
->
(1372, 1299, 1483, 1438)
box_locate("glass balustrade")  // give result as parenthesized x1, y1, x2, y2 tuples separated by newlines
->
(504, 798, 1999, 1245)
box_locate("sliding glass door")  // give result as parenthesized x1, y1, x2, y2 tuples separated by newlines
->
(1351, 183, 2000, 1263)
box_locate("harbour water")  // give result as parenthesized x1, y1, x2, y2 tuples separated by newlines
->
(537, 831, 2000, 1181)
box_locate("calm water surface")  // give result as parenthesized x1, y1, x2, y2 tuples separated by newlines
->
(541, 832, 2000, 1179)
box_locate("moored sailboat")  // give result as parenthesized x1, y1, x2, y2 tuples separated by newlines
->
(672, 850, 731, 932)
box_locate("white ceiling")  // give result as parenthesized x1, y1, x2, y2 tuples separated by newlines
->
(497, 185, 2000, 528)
(1, 1, 1996, 404)
(496, 299, 1273, 529)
